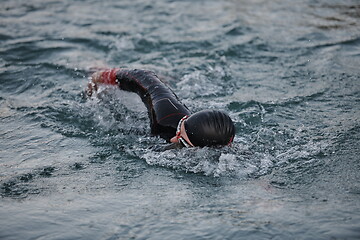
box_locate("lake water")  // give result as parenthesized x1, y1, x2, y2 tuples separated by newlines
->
(1, 0, 360, 239)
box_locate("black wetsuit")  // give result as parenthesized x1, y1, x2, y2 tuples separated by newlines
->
(115, 69, 191, 142)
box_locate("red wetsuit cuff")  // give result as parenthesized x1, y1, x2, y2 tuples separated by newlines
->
(100, 68, 120, 85)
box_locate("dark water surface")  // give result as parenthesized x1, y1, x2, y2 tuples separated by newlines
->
(1, 0, 360, 239)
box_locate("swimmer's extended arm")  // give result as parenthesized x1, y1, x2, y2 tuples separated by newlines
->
(86, 68, 191, 140)
(86, 68, 179, 103)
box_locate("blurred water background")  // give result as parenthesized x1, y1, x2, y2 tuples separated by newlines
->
(1, 0, 360, 239)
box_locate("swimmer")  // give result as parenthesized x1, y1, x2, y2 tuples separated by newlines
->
(86, 68, 235, 148)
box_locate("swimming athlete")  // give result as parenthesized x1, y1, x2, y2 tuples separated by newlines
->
(86, 68, 235, 148)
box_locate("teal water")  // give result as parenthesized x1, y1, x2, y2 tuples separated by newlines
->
(1, 0, 360, 239)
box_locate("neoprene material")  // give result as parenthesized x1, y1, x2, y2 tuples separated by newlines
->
(184, 110, 235, 147)
(89, 69, 236, 147)
(115, 69, 191, 141)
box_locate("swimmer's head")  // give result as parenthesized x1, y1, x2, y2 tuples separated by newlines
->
(184, 110, 235, 147)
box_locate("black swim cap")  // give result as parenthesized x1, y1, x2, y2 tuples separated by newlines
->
(184, 110, 235, 147)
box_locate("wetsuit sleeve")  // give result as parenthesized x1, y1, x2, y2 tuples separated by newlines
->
(89, 68, 191, 141)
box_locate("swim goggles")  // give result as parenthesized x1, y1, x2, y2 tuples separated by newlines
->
(176, 115, 192, 148)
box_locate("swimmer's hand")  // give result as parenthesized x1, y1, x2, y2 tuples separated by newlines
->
(85, 71, 103, 97)
(86, 68, 120, 97)
(86, 81, 97, 97)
